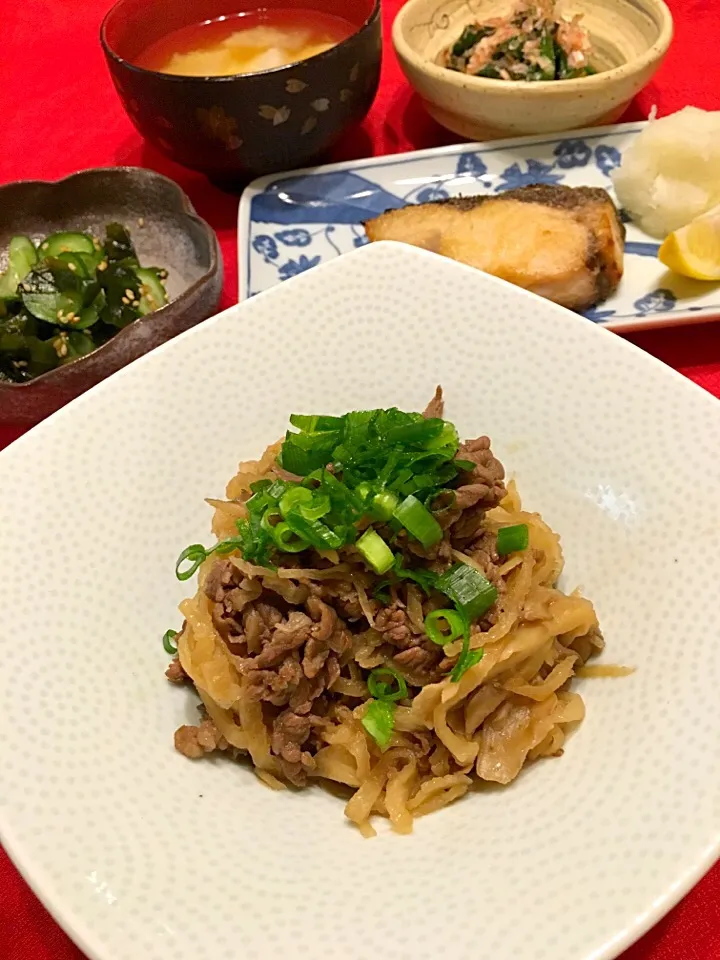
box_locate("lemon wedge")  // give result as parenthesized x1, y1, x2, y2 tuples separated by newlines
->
(658, 204, 720, 280)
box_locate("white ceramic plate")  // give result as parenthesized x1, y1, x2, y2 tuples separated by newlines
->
(1, 243, 719, 960)
(238, 122, 720, 331)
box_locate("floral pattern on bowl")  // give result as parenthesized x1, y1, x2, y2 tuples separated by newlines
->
(239, 122, 720, 331)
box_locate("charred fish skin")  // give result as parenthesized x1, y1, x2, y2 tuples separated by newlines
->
(364, 184, 625, 312)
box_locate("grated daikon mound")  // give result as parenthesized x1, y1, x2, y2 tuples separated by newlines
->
(611, 107, 720, 239)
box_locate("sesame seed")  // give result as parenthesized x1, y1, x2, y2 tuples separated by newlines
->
(121, 296, 130, 305)
(97, 261, 108, 271)
(56, 309, 63, 319)
(125, 288, 134, 300)
(68, 262, 77, 271)
(137, 217, 145, 227)
(132, 300, 140, 308)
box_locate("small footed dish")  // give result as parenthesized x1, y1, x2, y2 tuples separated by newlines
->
(0, 167, 222, 426)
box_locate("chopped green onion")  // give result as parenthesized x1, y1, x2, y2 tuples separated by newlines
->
(394, 494, 443, 548)
(367, 665, 408, 702)
(496, 523, 529, 555)
(425, 421, 459, 451)
(289, 413, 345, 432)
(424, 608, 465, 646)
(298, 493, 331, 522)
(214, 537, 245, 556)
(357, 528, 394, 574)
(219, 406, 474, 567)
(163, 629, 178, 655)
(284, 513, 343, 550)
(279, 486, 331, 522)
(436, 562, 498, 622)
(449, 612, 485, 683)
(261, 508, 282, 534)
(372, 579, 391, 604)
(271, 521, 310, 553)
(393, 555, 438, 595)
(281, 430, 338, 475)
(454, 459, 475, 472)
(279, 487, 312, 516)
(361, 699, 395, 750)
(175, 535, 246, 581)
(175, 544, 207, 581)
(451, 647, 484, 683)
(386, 418, 444, 445)
(355, 481, 372, 503)
(372, 490, 399, 521)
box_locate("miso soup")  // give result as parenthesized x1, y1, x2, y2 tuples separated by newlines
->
(136, 8, 356, 77)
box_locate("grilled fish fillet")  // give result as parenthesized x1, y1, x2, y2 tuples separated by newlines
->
(364, 184, 625, 311)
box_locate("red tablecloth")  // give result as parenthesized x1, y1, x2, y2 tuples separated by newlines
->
(1, 1, 719, 957)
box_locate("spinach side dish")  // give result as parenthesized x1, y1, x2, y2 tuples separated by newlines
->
(442, 1, 596, 81)
(0, 224, 168, 383)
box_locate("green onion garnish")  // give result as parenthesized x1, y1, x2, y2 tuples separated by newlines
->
(424, 608, 465, 646)
(177, 405, 475, 573)
(271, 521, 310, 553)
(496, 523, 529, 555)
(357, 528, 394, 575)
(393, 555, 438, 595)
(162, 629, 178, 655)
(371, 490, 399, 521)
(367, 665, 408, 702)
(451, 646, 484, 684)
(449, 612, 484, 684)
(362, 665, 410, 748)
(284, 513, 343, 550)
(278, 486, 313, 516)
(373, 581, 391, 604)
(175, 534, 247, 581)
(175, 544, 208, 581)
(394, 494, 443, 548)
(361, 699, 395, 750)
(386, 417, 444, 445)
(436, 562, 497, 622)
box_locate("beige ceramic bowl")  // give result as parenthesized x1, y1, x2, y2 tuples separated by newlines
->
(393, 0, 673, 141)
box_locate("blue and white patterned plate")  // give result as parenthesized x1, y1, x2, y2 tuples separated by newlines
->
(238, 122, 720, 330)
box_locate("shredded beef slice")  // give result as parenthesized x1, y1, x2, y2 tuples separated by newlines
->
(375, 603, 449, 681)
(215, 593, 352, 780)
(467, 531, 502, 581)
(204, 558, 237, 602)
(271, 708, 311, 763)
(205, 559, 266, 638)
(423, 385, 444, 420)
(303, 596, 351, 678)
(175, 719, 227, 759)
(309, 579, 364, 620)
(165, 656, 187, 684)
(375, 604, 415, 648)
(455, 436, 506, 512)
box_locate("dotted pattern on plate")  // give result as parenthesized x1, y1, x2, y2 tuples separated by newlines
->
(0, 242, 719, 960)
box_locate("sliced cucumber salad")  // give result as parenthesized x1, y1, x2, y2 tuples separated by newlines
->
(0, 223, 169, 383)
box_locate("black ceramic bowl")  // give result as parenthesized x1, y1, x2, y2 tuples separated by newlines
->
(101, 0, 381, 183)
(0, 168, 222, 426)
